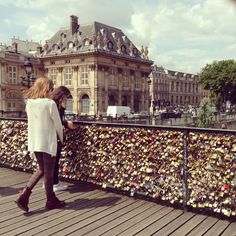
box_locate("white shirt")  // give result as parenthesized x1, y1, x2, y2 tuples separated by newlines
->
(26, 98, 63, 156)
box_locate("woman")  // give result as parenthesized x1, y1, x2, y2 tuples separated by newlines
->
(50, 86, 76, 191)
(15, 77, 65, 212)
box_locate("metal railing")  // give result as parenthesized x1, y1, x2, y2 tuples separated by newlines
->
(0, 117, 236, 218)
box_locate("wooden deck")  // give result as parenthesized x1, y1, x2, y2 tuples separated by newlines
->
(0, 167, 235, 236)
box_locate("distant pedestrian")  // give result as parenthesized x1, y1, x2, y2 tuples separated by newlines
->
(15, 77, 65, 212)
(50, 86, 77, 191)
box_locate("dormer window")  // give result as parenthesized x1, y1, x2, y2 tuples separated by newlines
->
(133, 48, 138, 55)
(67, 41, 74, 49)
(83, 39, 90, 46)
(108, 41, 113, 50)
(121, 45, 126, 53)
(61, 33, 67, 38)
(52, 44, 59, 50)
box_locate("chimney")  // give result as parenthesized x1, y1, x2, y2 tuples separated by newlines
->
(70, 15, 78, 35)
(12, 42, 18, 53)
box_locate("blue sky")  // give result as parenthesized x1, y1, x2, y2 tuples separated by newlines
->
(0, 0, 236, 74)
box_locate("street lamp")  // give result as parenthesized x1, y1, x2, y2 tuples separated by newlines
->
(147, 77, 152, 121)
(21, 58, 36, 88)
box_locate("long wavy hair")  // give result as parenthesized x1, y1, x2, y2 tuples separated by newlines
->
(24, 77, 53, 99)
(50, 86, 72, 106)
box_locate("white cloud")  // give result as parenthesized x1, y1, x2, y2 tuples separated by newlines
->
(0, 0, 235, 73)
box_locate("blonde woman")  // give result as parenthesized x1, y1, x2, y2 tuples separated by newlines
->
(15, 77, 66, 212)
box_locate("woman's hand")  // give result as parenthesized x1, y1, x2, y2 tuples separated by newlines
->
(67, 120, 77, 130)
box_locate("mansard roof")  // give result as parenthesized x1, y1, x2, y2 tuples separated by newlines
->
(41, 20, 151, 63)
(167, 69, 198, 79)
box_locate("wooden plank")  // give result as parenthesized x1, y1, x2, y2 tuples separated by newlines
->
(204, 220, 231, 236)
(152, 211, 195, 235)
(89, 203, 163, 236)
(69, 201, 154, 236)
(0, 167, 236, 236)
(1, 190, 108, 236)
(221, 222, 236, 236)
(0, 188, 101, 233)
(187, 217, 219, 236)
(170, 214, 208, 236)
(42, 198, 143, 236)
(16, 192, 125, 236)
(135, 209, 183, 235)
(118, 206, 173, 236)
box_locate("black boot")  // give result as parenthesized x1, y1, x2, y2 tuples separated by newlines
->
(15, 187, 32, 212)
(45, 193, 65, 210)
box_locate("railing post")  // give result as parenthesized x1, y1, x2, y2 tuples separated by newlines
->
(183, 130, 189, 210)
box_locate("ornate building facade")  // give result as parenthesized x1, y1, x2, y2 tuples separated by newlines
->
(0, 41, 42, 115)
(1, 15, 209, 117)
(149, 65, 201, 109)
(42, 15, 153, 115)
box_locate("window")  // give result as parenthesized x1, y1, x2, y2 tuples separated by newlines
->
(108, 41, 113, 50)
(123, 70, 129, 87)
(66, 99, 73, 113)
(64, 67, 72, 86)
(110, 68, 116, 86)
(176, 82, 179, 92)
(8, 66, 17, 84)
(80, 66, 89, 85)
(133, 48, 138, 55)
(84, 39, 90, 46)
(171, 81, 174, 91)
(134, 73, 140, 89)
(121, 45, 126, 53)
(68, 42, 74, 49)
(48, 68, 57, 85)
(7, 102, 16, 111)
(81, 94, 89, 113)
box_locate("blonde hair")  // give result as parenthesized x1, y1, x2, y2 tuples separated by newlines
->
(24, 77, 53, 99)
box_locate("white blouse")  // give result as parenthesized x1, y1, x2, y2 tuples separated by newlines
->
(26, 98, 63, 156)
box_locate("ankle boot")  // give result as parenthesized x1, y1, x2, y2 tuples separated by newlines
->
(45, 193, 65, 210)
(15, 186, 32, 212)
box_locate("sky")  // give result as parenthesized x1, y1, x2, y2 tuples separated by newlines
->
(0, 0, 236, 74)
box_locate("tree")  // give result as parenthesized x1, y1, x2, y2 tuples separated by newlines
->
(197, 98, 212, 128)
(199, 59, 236, 110)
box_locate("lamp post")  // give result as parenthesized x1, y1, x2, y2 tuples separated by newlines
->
(21, 58, 36, 88)
(147, 77, 152, 122)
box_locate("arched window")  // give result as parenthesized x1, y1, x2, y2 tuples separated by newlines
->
(121, 45, 126, 53)
(81, 94, 90, 113)
(83, 39, 90, 46)
(52, 44, 59, 50)
(108, 41, 113, 50)
(133, 48, 138, 55)
(67, 41, 74, 49)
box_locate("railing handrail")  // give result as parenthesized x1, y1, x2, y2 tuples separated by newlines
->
(1, 117, 236, 135)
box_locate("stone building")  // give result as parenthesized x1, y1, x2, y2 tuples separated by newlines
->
(42, 15, 153, 115)
(0, 41, 42, 115)
(149, 65, 201, 109)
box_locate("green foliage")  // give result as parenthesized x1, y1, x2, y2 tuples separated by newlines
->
(199, 59, 236, 107)
(197, 98, 212, 128)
